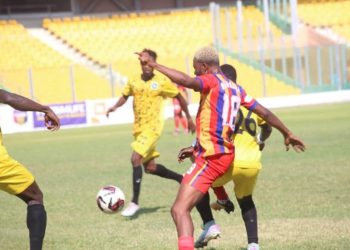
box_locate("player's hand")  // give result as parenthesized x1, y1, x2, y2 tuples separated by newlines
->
(256, 133, 265, 151)
(187, 118, 196, 134)
(106, 106, 116, 118)
(284, 133, 305, 152)
(135, 51, 155, 67)
(178, 146, 194, 162)
(44, 109, 60, 131)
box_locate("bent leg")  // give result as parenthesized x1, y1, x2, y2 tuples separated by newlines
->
(144, 159, 183, 183)
(171, 184, 204, 249)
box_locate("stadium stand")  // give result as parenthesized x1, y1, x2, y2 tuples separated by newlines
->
(298, 0, 350, 41)
(221, 55, 300, 97)
(43, 6, 298, 101)
(0, 20, 113, 104)
(219, 5, 283, 41)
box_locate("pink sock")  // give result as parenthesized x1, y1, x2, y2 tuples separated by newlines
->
(178, 236, 194, 250)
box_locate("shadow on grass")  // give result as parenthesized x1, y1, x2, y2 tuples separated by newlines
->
(124, 206, 167, 220)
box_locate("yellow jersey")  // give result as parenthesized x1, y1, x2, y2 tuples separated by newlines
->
(122, 73, 179, 135)
(234, 108, 266, 169)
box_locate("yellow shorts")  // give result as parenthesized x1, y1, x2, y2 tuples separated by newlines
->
(212, 163, 261, 199)
(131, 130, 160, 163)
(0, 144, 34, 195)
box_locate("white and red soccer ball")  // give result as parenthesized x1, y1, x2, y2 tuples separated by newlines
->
(96, 185, 125, 214)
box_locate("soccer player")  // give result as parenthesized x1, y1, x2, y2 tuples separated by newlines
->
(180, 64, 273, 250)
(138, 46, 305, 250)
(0, 89, 60, 250)
(106, 48, 195, 217)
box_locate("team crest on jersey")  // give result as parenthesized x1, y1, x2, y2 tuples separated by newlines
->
(151, 82, 159, 90)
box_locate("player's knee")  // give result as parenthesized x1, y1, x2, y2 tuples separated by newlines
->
(170, 204, 178, 220)
(130, 155, 142, 166)
(31, 188, 44, 204)
(144, 165, 156, 174)
(237, 195, 255, 212)
(19, 186, 44, 204)
(171, 203, 185, 221)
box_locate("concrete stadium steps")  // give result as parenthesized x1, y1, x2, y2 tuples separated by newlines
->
(298, 0, 350, 42)
(0, 20, 118, 104)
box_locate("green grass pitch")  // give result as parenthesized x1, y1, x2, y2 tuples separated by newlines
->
(1, 102, 350, 249)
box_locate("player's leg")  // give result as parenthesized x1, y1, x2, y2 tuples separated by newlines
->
(237, 195, 258, 250)
(130, 150, 143, 205)
(144, 158, 183, 183)
(173, 103, 181, 135)
(210, 164, 235, 213)
(17, 181, 47, 250)
(179, 110, 189, 133)
(0, 150, 46, 250)
(179, 153, 233, 249)
(121, 131, 163, 216)
(233, 167, 260, 249)
(120, 150, 144, 217)
(139, 130, 183, 183)
(194, 192, 220, 248)
(174, 115, 181, 135)
(210, 186, 235, 213)
(127, 131, 156, 208)
(171, 183, 204, 250)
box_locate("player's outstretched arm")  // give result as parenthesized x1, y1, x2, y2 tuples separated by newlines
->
(0, 89, 60, 131)
(252, 103, 305, 152)
(106, 95, 128, 118)
(136, 52, 202, 91)
(175, 93, 196, 133)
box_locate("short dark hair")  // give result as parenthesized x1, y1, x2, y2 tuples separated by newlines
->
(220, 64, 237, 82)
(142, 48, 157, 61)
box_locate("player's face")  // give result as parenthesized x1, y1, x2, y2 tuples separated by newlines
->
(140, 52, 154, 76)
(193, 60, 207, 76)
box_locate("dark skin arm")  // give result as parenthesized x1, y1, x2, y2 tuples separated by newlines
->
(106, 95, 129, 118)
(0, 89, 60, 131)
(136, 52, 202, 91)
(258, 123, 272, 151)
(174, 93, 196, 133)
(252, 103, 305, 152)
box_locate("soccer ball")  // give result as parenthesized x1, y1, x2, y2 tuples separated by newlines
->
(96, 185, 125, 214)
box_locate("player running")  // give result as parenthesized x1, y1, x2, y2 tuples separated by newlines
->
(106, 48, 195, 217)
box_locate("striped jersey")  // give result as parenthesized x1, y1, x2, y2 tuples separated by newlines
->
(194, 73, 257, 157)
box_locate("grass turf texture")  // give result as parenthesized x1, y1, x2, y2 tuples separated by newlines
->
(0, 102, 349, 249)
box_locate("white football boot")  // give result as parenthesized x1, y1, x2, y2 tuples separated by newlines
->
(121, 202, 139, 217)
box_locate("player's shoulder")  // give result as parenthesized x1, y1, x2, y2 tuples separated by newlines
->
(236, 83, 253, 98)
(128, 74, 142, 84)
(152, 73, 170, 84)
